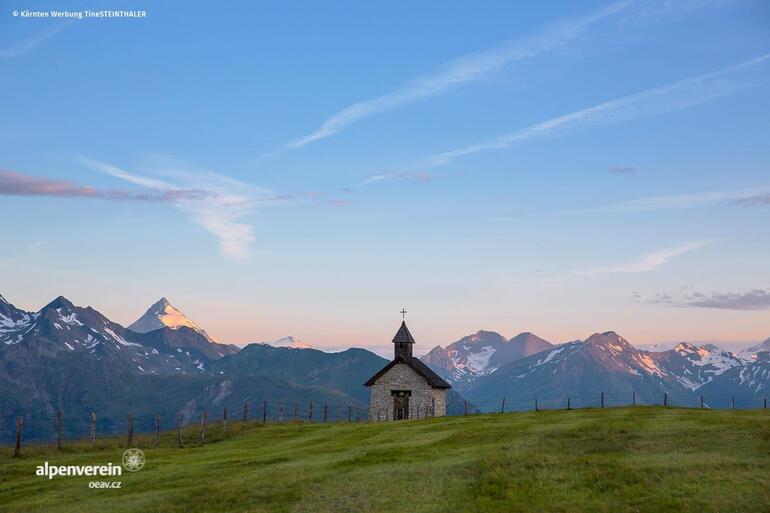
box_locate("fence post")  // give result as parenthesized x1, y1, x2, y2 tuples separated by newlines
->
(279, 400, 284, 422)
(294, 403, 298, 420)
(263, 401, 267, 424)
(431, 397, 435, 417)
(13, 416, 22, 458)
(243, 401, 248, 423)
(308, 401, 313, 421)
(155, 413, 161, 446)
(765, 397, 767, 409)
(464, 400, 467, 416)
(632, 391, 636, 406)
(348, 406, 352, 422)
(700, 395, 704, 409)
(664, 392, 668, 407)
(223, 407, 228, 433)
(199, 411, 207, 444)
(57, 410, 63, 450)
(90, 412, 96, 448)
(500, 397, 506, 414)
(127, 413, 133, 447)
(731, 397, 735, 410)
(601, 392, 604, 408)
(535, 397, 538, 412)
(323, 403, 328, 423)
(177, 413, 182, 448)
(567, 397, 571, 410)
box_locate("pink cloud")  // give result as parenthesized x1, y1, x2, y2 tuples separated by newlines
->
(0, 169, 205, 202)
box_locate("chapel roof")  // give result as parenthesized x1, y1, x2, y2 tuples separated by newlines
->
(363, 355, 451, 389)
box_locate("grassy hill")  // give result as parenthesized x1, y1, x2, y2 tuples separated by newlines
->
(1, 407, 768, 512)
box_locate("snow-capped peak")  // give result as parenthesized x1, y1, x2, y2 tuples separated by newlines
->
(265, 336, 314, 350)
(128, 298, 212, 340)
(585, 331, 634, 353)
(741, 337, 770, 359)
(0, 293, 37, 345)
(674, 342, 744, 365)
(674, 342, 706, 356)
(664, 342, 746, 389)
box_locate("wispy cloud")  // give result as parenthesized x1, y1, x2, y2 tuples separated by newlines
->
(579, 186, 770, 213)
(351, 171, 433, 189)
(417, 53, 770, 169)
(279, 1, 634, 151)
(81, 158, 286, 260)
(733, 193, 770, 206)
(648, 288, 770, 310)
(0, 22, 73, 59)
(352, 52, 769, 189)
(630, 0, 738, 21)
(575, 241, 709, 277)
(0, 169, 203, 202)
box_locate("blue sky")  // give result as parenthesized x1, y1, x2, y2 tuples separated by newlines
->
(1, 0, 769, 354)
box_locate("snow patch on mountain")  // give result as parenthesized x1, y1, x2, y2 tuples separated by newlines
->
(537, 346, 566, 365)
(661, 342, 747, 390)
(103, 326, 141, 347)
(0, 313, 38, 344)
(634, 341, 678, 352)
(444, 332, 505, 379)
(58, 310, 83, 327)
(0, 296, 39, 344)
(265, 336, 315, 350)
(675, 343, 745, 373)
(633, 352, 667, 377)
(741, 337, 770, 360)
(736, 357, 770, 389)
(448, 346, 499, 377)
(465, 346, 497, 373)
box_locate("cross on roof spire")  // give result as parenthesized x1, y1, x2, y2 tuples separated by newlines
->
(400, 308, 407, 320)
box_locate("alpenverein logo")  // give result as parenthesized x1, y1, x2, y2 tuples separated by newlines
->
(35, 462, 122, 479)
(121, 448, 145, 472)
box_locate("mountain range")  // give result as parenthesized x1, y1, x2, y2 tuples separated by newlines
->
(1, 292, 768, 441)
(422, 330, 770, 411)
(0, 294, 469, 441)
(421, 331, 553, 386)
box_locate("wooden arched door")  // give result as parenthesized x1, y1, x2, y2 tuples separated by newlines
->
(391, 390, 411, 420)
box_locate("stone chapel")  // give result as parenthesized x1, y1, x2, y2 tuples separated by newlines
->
(364, 319, 451, 420)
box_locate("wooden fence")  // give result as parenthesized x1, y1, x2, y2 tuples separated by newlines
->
(3, 392, 767, 457)
(2, 400, 365, 457)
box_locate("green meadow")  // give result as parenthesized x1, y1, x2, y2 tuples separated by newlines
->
(1, 407, 768, 513)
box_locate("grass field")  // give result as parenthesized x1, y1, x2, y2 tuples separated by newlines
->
(1, 407, 769, 512)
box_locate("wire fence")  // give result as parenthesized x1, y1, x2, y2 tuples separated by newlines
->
(2, 391, 767, 457)
(0, 399, 367, 453)
(465, 390, 769, 414)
